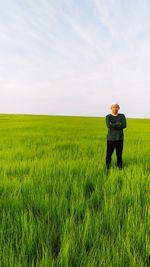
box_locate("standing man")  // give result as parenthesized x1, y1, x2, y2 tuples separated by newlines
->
(105, 102, 127, 170)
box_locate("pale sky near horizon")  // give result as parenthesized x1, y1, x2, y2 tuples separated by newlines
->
(0, 0, 150, 118)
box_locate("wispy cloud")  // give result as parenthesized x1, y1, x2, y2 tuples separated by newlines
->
(0, 0, 150, 117)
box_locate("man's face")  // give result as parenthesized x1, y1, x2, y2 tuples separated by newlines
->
(111, 104, 120, 114)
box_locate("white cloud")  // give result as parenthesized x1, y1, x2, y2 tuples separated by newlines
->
(0, 0, 150, 117)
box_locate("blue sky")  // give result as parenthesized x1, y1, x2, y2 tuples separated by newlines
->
(0, 0, 150, 118)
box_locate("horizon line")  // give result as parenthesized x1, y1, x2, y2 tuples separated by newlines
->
(0, 113, 149, 119)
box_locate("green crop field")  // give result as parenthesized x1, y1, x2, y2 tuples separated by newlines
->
(0, 114, 149, 267)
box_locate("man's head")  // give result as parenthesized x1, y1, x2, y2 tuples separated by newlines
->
(111, 101, 120, 115)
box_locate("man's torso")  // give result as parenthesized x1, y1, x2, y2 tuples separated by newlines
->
(106, 113, 126, 141)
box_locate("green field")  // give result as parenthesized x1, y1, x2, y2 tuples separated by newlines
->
(0, 114, 149, 267)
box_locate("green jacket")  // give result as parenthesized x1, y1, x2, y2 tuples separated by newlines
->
(106, 113, 127, 141)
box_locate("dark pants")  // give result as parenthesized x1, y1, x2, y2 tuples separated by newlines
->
(106, 140, 123, 169)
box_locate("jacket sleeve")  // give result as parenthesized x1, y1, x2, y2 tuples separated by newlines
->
(106, 115, 127, 129)
(106, 115, 121, 129)
(120, 114, 127, 129)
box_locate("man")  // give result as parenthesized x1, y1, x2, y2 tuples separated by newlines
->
(105, 101, 127, 170)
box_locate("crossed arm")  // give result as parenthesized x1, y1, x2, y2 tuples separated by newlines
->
(106, 115, 127, 129)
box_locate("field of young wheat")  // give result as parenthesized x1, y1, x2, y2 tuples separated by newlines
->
(0, 114, 149, 267)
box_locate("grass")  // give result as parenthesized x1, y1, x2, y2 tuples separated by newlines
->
(0, 114, 149, 267)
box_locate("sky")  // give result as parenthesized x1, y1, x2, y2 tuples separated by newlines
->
(0, 0, 150, 118)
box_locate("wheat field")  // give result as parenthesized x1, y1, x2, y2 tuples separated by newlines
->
(0, 114, 149, 267)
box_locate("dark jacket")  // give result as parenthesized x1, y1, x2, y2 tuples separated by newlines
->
(106, 113, 127, 141)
